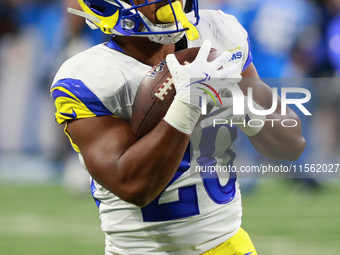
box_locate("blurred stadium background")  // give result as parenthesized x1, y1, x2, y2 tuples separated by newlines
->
(0, 0, 340, 254)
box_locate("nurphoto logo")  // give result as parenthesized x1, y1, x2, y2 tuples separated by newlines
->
(197, 83, 312, 128)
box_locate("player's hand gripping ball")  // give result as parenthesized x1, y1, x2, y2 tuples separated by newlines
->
(131, 47, 220, 138)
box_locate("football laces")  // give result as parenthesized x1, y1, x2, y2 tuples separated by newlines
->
(155, 77, 174, 100)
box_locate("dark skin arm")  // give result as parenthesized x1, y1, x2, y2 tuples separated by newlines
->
(67, 117, 189, 207)
(240, 63, 306, 160)
(67, 62, 305, 208)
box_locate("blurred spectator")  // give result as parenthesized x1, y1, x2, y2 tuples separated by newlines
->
(0, 0, 18, 37)
(326, 0, 340, 74)
(313, 0, 340, 157)
(327, 15, 340, 73)
(0, 0, 107, 186)
(219, 0, 322, 78)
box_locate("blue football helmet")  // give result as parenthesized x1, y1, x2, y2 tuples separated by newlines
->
(68, 0, 200, 44)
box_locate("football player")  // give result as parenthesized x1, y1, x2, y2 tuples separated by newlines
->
(51, 0, 306, 254)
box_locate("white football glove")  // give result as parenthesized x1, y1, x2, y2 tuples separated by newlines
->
(163, 40, 241, 134)
(166, 40, 239, 109)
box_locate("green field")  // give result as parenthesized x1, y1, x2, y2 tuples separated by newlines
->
(0, 180, 339, 255)
(242, 180, 340, 255)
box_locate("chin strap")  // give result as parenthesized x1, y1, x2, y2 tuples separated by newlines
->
(156, 1, 199, 41)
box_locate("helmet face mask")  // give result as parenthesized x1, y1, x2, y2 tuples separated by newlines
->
(68, 0, 200, 44)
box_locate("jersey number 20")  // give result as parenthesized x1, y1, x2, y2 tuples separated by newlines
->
(142, 126, 237, 222)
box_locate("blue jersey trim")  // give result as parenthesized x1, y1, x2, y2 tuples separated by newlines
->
(52, 78, 112, 116)
(106, 37, 124, 52)
(91, 179, 101, 208)
(242, 36, 253, 72)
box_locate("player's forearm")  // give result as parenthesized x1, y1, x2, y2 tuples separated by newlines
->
(113, 120, 190, 207)
(247, 108, 306, 161)
(68, 116, 189, 207)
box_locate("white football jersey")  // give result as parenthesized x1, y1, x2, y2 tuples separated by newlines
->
(51, 10, 252, 255)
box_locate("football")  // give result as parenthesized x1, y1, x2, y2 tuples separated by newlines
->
(131, 47, 220, 138)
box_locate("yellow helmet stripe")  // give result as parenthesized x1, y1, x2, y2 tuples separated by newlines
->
(77, 0, 120, 34)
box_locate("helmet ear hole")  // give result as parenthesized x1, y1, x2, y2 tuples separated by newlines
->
(90, 4, 106, 15)
(184, 0, 192, 13)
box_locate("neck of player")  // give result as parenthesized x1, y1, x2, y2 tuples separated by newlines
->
(113, 36, 176, 66)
